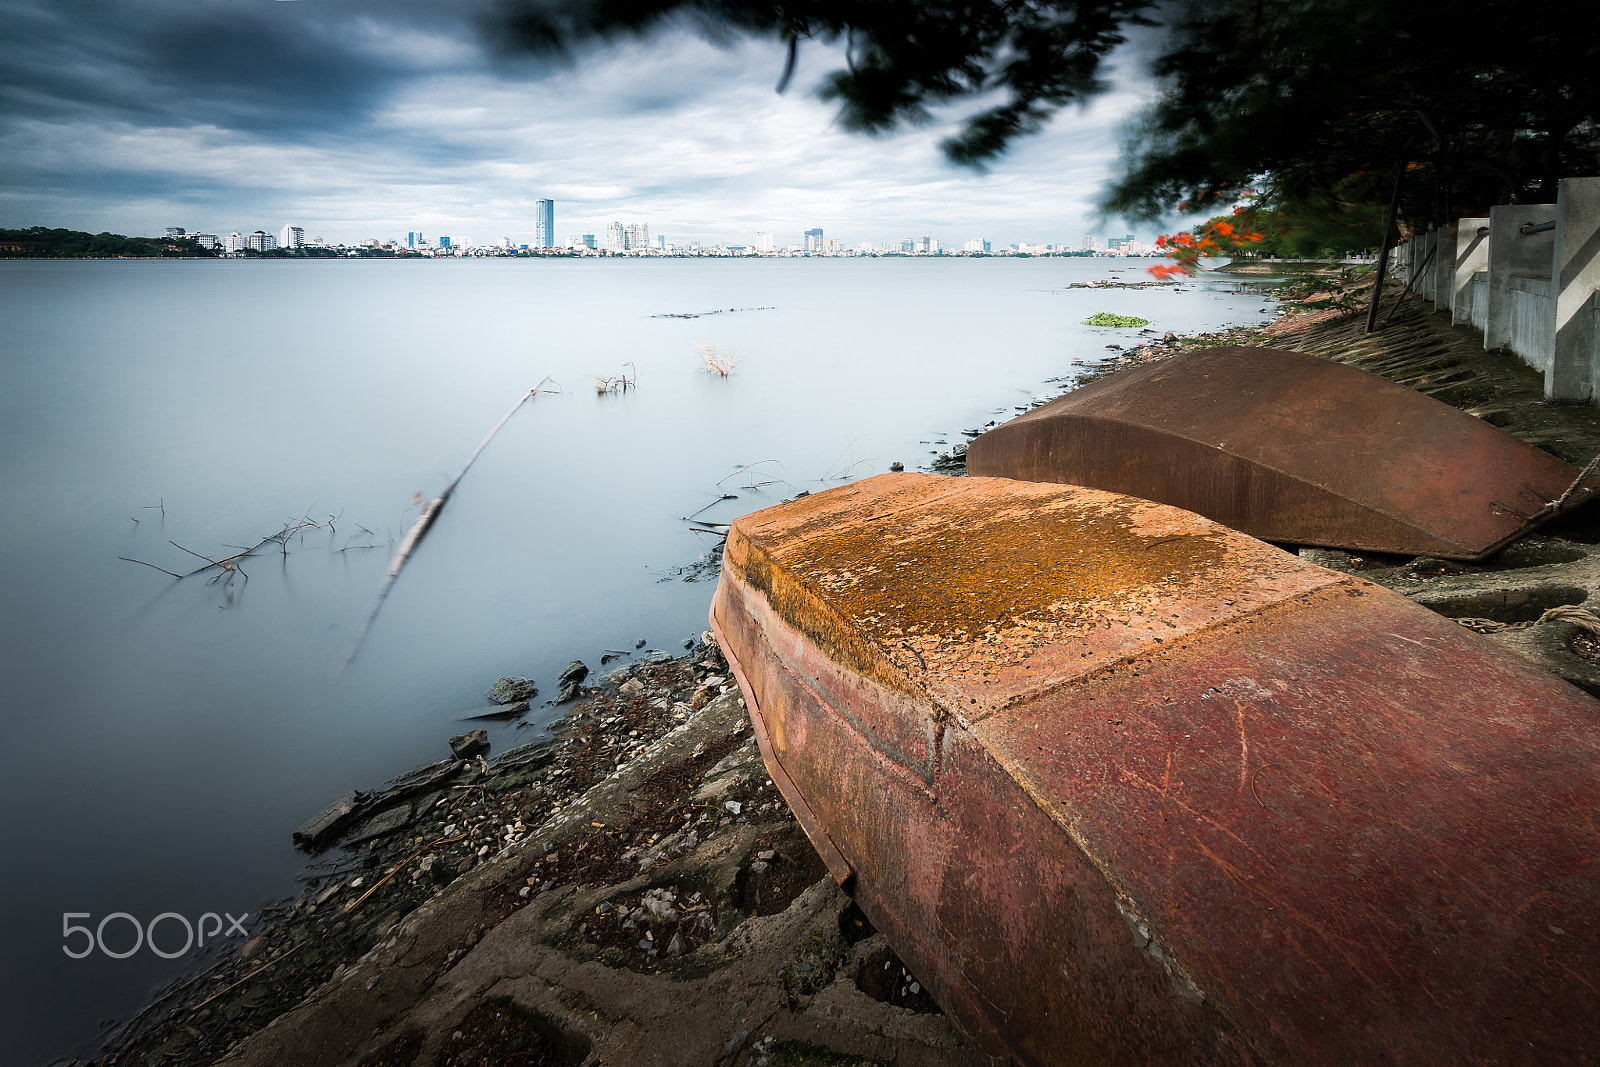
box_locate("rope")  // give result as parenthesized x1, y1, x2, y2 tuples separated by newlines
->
(1454, 604, 1600, 635)
(1550, 450, 1600, 514)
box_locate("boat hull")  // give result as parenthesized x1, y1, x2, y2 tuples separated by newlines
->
(711, 473, 1600, 1065)
(965, 345, 1595, 560)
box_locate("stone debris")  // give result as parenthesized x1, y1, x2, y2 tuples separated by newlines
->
(447, 728, 490, 760)
(484, 675, 538, 704)
(96, 633, 973, 1067)
(555, 659, 589, 703)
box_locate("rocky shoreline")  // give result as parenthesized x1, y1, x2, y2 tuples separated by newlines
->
(87, 635, 978, 1067)
(84, 280, 1600, 1067)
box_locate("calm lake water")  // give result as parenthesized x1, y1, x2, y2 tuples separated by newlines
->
(0, 256, 1270, 1064)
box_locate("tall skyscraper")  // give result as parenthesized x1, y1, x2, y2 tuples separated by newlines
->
(626, 222, 649, 250)
(407, 231, 416, 248)
(803, 227, 824, 252)
(606, 222, 625, 251)
(534, 199, 555, 248)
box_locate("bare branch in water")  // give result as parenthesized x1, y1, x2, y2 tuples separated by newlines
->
(595, 361, 638, 395)
(716, 459, 796, 493)
(119, 556, 183, 578)
(338, 377, 560, 674)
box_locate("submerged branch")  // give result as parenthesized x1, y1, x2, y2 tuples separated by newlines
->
(338, 378, 559, 674)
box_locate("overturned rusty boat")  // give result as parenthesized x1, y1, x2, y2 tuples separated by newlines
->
(966, 345, 1596, 560)
(710, 473, 1600, 1065)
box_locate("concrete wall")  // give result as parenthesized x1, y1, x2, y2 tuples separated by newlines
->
(1434, 224, 1459, 311)
(1470, 272, 1489, 331)
(1453, 218, 1490, 326)
(1550, 177, 1600, 400)
(1509, 276, 1556, 372)
(1484, 204, 1556, 356)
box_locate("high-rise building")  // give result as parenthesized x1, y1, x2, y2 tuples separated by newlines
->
(246, 230, 277, 252)
(754, 232, 774, 253)
(1083, 235, 1102, 251)
(534, 199, 555, 248)
(625, 223, 650, 250)
(407, 231, 416, 248)
(165, 226, 186, 237)
(440, 235, 452, 248)
(915, 235, 935, 253)
(606, 222, 626, 251)
(225, 232, 247, 253)
(581, 234, 596, 250)
(803, 227, 824, 252)
(279, 225, 304, 250)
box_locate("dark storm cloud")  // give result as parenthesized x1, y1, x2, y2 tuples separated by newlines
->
(0, 0, 493, 138)
(0, 0, 1158, 245)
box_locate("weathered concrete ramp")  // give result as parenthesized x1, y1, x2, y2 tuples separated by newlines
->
(966, 345, 1597, 559)
(710, 473, 1600, 1066)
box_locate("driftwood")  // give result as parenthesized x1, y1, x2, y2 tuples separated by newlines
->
(120, 509, 343, 602)
(338, 379, 558, 672)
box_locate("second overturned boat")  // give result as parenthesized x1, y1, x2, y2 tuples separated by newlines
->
(966, 345, 1597, 560)
(711, 472, 1600, 1065)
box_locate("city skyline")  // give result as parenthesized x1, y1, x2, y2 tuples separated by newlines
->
(149, 214, 1159, 257)
(0, 2, 1201, 250)
(148, 207, 1160, 257)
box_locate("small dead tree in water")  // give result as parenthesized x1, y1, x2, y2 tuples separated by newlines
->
(697, 344, 744, 377)
(595, 361, 638, 394)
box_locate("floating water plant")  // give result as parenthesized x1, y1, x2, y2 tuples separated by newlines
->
(1083, 312, 1152, 327)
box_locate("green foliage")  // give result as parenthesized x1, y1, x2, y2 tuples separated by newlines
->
(0, 226, 217, 258)
(1176, 183, 1388, 263)
(1083, 312, 1151, 327)
(1102, 0, 1600, 224)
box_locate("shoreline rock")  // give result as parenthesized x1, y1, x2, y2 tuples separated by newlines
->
(90, 635, 976, 1067)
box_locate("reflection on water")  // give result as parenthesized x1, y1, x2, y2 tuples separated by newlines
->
(0, 256, 1267, 1063)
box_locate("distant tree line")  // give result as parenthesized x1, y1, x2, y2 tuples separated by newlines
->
(0, 229, 408, 259)
(0, 227, 217, 258)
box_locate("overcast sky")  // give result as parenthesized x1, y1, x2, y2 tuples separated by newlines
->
(0, 0, 1174, 248)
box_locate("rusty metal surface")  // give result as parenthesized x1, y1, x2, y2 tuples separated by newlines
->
(710, 473, 1600, 1066)
(965, 345, 1597, 560)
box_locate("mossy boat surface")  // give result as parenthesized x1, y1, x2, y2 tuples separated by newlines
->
(711, 473, 1600, 1065)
